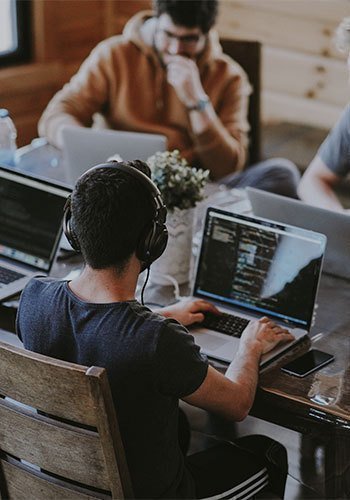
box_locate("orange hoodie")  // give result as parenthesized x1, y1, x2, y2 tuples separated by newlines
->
(38, 11, 251, 178)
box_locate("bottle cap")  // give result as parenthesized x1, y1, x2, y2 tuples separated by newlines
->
(0, 109, 9, 118)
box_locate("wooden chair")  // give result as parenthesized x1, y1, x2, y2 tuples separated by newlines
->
(0, 340, 133, 499)
(220, 38, 262, 166)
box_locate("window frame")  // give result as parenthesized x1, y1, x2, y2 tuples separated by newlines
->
(0, 0, 31, 67)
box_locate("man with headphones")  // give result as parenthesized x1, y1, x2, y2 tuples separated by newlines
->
(17, 161, 291, 499)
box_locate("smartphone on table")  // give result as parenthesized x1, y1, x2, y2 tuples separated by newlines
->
(281, 349, 334, 378)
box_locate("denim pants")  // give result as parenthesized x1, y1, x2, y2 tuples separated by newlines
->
(221, 158, 300, 199)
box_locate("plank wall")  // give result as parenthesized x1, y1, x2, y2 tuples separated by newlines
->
(217, 0, 350, 128)
(0, 0, 149, 146)
(1, 0, 348, 146)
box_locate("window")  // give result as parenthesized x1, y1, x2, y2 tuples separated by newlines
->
(0, 0, 31, 67)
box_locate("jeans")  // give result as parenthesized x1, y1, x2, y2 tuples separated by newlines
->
(221, 158, 300, 199)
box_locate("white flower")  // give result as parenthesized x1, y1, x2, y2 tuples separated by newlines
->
(147, 150, 209, 211)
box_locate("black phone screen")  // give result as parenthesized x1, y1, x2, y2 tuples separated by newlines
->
(281, 349, 334, 377)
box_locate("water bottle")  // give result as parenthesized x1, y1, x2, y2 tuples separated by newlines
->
(0, 109, 17, 166)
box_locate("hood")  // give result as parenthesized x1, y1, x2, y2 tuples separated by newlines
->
(123, 10, 158, 60)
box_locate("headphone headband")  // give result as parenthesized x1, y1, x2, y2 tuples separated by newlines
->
(63, 161, 168, 268)
(107, 162, 166, 223)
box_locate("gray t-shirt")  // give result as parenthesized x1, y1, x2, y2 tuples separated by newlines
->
(318, 104, 350, 177)
(17, 277, 208, 499)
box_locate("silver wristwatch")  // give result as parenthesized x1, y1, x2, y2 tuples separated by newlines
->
(186, 96, 210, 112)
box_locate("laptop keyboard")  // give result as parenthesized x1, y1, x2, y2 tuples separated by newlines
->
(201, 311, 250, 338)
(0, 266, 25, 285)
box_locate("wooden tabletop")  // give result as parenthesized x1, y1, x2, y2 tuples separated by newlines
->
(260, 328, 349, 416)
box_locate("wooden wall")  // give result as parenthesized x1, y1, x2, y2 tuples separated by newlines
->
(0, 0, 149, 147)
(217, 0, 350, 129)
(0, 0, 348, 147)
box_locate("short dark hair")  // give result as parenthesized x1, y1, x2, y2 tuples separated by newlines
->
(153, 0, 218, 33)
(71, 160, 155, 273)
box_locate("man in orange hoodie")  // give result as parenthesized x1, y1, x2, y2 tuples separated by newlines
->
(39, 0, 299, 196)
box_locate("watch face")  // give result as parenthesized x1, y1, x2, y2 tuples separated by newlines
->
(187, 96, 210, 111)
(197, 98, 209, 111)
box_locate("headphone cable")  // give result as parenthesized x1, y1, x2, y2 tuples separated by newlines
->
(140, 265, 150, 306)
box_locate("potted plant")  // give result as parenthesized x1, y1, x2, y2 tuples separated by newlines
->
(146, 150, 209, 285)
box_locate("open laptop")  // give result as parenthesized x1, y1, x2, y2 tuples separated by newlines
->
(0, 165, 71, 301)
(247, 187, 350, 279)
(62, 126, 167, 186)
(190, 207, 326, 366)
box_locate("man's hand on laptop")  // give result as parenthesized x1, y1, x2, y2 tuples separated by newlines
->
(241, 317, 295, 355)
(157, 298, 220, 326)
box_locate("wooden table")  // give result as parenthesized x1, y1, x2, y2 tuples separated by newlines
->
(254, 327, 350, 498)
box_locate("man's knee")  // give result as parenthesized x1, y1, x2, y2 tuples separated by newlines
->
(236, 434, 287, 470)
(222, 157, 300, 198)
(251, 157, 300, 198)
(270, 157, 300, 182)
(235, 434, 288, 498)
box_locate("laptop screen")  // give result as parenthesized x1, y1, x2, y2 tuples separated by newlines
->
(62, 126, 167, 185)
(0, 168, 70, 271)
(193, 208, 326, 329)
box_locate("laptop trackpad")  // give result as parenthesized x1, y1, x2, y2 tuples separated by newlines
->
(194, 333, 231, 350)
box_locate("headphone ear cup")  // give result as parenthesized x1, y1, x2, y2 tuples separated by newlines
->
(136, 221, 168, 267)
(151, 225, 168, 261)
(63, 197, 81, 252)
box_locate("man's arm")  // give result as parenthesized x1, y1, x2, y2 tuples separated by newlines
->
(165, 54, 249, 179)
(183, 318, 294, 421)
(38, 41, 113, 148)
(298, 156, 344, 212)
(298, 104, 350, 212)
(156, 300, 294, 421)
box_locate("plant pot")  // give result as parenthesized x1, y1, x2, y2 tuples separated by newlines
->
(150, 207, 194, 285)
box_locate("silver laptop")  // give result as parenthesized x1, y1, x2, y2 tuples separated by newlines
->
(247, 187, 350, 279)
(190, 207, 326, 366)
(62, 126, 167, 186)
(0, 165, 71, 301)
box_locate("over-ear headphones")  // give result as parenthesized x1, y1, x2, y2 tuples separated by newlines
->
(63, 162, 168, 270)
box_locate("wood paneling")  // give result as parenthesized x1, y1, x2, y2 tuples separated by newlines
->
(234, 0, 349, 24)
(263, 91, 342, 130)
(0, 0, 347, 145)
(217, 0, 349, 128)
(0, 0, 150, 146)
(218, 1, 349, 59)
(0, 63, 61, 95)
(263, 47, 348, 107)
(114, 0, 151, 29)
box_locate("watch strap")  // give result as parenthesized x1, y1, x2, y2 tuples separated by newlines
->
(186, 96, 210, 112)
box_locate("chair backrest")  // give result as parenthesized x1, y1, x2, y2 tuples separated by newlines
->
(0, 341, 134, 499)
(220, 38, 261, 166)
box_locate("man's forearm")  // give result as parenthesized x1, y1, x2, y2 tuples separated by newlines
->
(189, 105, 246, 178)
(298, 174, 344, 211)
(224, 341, 262, 417)
(38, 112, 83, 149)
(298, 156, 344, 211)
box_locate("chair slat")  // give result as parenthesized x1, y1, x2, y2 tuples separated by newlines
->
(0, 399, 110, 490)
(0, 458, 110, 500)
(0, 341, 97, 426)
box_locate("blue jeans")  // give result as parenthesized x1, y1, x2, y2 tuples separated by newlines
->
(221, 158, 300, 199)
